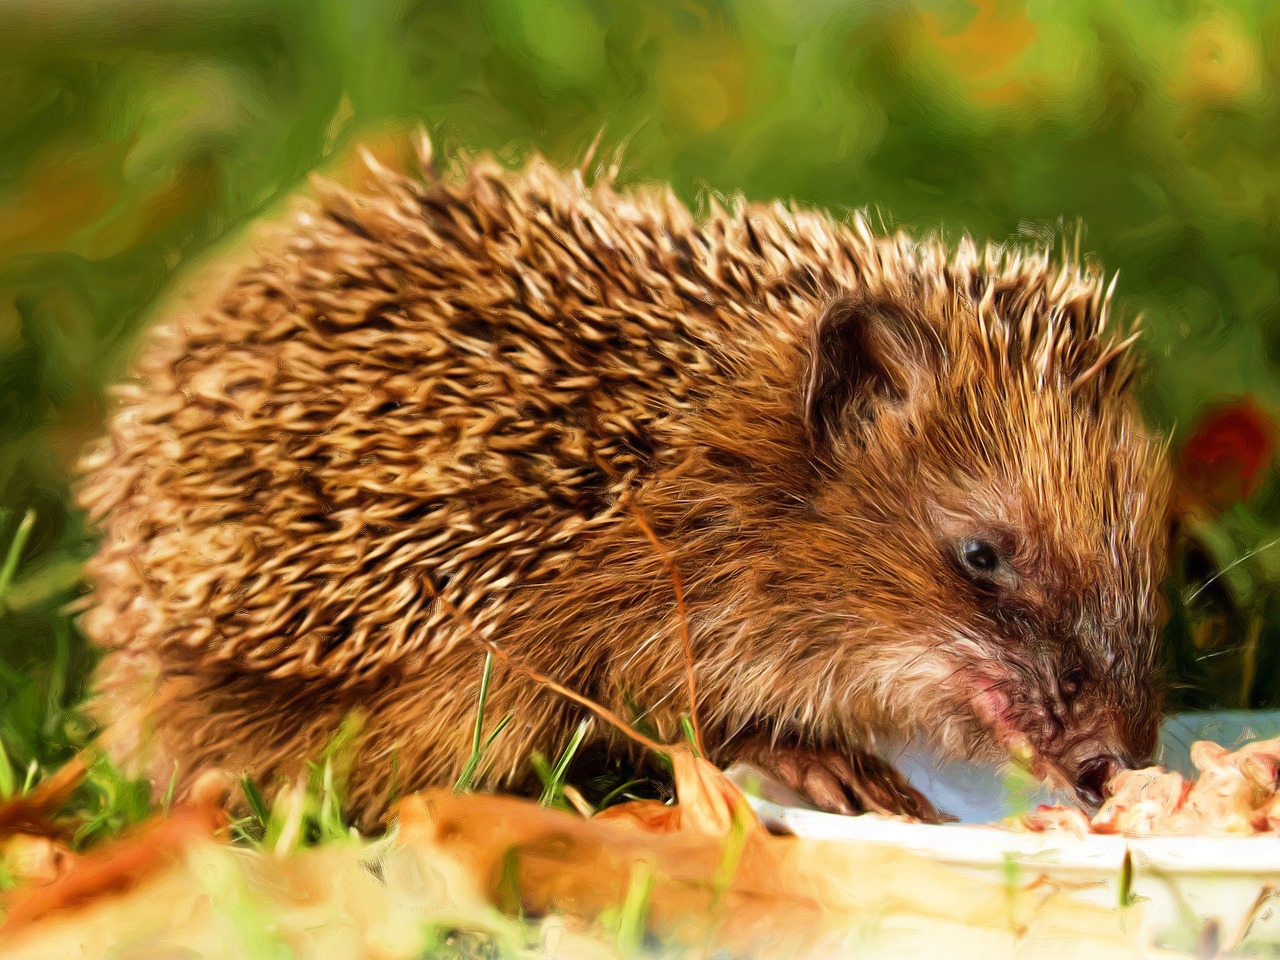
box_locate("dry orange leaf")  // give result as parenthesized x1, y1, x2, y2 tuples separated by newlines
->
(395, 749, 1161, 959)
(0, 747, 1182, 958)
(0, 802, 223, 934)
(0, 757, 86, 840)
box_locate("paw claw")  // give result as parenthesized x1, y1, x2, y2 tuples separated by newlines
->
(802, 767, 855, 816)
(731, 736, 939, 821)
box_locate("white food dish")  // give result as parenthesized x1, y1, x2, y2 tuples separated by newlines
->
(727, 712, 1280, 952)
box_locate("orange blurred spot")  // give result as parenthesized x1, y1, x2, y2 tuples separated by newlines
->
(920, 0, 1038, 105)
(0, 788, 224, 935)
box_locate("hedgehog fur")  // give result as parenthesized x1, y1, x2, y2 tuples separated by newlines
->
(78, 134, 1174, 823)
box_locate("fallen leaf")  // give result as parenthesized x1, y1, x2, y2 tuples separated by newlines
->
(395, 752, 1162, 959)
(0, 802, 223, 934)
(0, 757, 86, 840)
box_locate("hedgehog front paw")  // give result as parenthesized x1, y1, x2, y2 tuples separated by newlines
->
(732, 738, 941, 822)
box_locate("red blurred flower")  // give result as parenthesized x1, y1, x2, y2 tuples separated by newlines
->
(1178, 396, 1277, 515)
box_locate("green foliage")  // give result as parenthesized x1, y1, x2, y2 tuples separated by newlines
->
(72, 753, 155, 849)
(230, 716, 365, 852)
(2, 0, 1280, 775)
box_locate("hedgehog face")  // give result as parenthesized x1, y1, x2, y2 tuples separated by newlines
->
(915, 427, 1173, 803)
(802, 291, 1174, 803)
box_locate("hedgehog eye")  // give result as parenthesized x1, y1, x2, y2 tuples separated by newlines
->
(959, 539, 1002, 578)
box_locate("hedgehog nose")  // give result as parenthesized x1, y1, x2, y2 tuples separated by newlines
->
(1074, 754, 1122, 806)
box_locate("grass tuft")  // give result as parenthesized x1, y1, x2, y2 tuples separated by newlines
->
(532, 719, 591, 810)
(71, 754, 155, 850)
(455, 652, 516, 795)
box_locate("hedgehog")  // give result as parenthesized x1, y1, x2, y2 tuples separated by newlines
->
(77, 134, 1175, 825)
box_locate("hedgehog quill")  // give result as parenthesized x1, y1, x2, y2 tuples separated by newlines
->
(77, 135, 1175, 825)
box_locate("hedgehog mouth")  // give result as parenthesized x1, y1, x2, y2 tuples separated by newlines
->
(957, 662, 1143, 807)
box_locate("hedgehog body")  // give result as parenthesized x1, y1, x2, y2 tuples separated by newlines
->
(80, 139, 1174, 822)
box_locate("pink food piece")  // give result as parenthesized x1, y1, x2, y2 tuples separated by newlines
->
(1090, 767, 1188, 836)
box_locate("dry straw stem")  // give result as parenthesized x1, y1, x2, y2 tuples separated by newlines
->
(425, 580, 672, 759)
(417, 492, 708, 765)
(630, 507, 706, 758)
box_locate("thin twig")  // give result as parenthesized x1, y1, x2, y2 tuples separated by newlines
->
(1184, 534, 1280, 607)
(494, 646, 670, 756)
(632, 509, 706, 758)
(428, 585, 671, 757)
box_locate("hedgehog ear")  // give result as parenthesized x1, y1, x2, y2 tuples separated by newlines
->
(803, 294, 939, 452)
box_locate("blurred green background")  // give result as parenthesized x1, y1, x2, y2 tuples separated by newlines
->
(2, 0, 1280, 775)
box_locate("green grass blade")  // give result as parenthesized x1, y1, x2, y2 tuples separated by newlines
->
(596, 778, 647, 809)
(483, 711, 516, 750)
(711, 803, 751, 910)
(529, 751, 552, 785)
(21, 759, 37, 796)
(679, 715, 700, 758)
(539, 719, 590, 807)
(454, 652, 498, 794)
(469, 652, 495, 756)
(615, 859, 655, 958)
(0, 739, 14, 799)
(162, 761, 180, 814)
(1118, 848, 1135, 909)
(241, 775, 271, 828)
(319, 759, 341, 840)
(0, 509, 35, 605)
